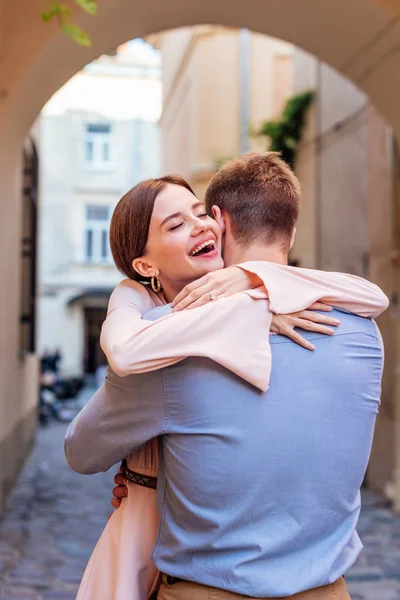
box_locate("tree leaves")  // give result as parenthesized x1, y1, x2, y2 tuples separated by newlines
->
(257, 91, 313, 168)
(41, 3, 72, 23)
(75, 0, 98, 16)
(41, 0, 97, 46)
(62, 23, 91, 46)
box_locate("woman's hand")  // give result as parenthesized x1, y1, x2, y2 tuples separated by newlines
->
(111, 467, 127, 510)
(172, 267, 262, 311)
(271, 302, 340, 351)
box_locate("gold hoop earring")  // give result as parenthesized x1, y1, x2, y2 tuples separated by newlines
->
(151, 276, 161, 293)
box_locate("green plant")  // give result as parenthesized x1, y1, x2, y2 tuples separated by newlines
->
(41, 0, 97, 46)
(258, 91, 313, 168)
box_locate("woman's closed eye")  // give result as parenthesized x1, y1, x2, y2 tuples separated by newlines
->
(169, 222, 183, 231)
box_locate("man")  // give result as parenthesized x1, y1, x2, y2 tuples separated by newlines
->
(66, 153, 387, 599)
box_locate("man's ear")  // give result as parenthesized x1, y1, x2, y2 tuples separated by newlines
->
(132, 257, 158, 279)
(289, 227, 296, 251)
(212, 205, 226, 232)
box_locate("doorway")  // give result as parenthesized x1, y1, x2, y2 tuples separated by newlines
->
(83, 307, 108, 374)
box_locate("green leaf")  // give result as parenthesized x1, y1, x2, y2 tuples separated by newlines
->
(62, 23, 92, 46)
(41, 3, 72, 22)
(256, 90, 313, 167)
(41, 3, 60, 22)
(42, 0, 96, 47)
(75, 0, 98, 15)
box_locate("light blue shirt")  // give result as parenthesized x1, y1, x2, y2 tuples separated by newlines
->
(66, 307, 383, 597)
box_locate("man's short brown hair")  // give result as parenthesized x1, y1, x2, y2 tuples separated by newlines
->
(205, 152, 300, 250)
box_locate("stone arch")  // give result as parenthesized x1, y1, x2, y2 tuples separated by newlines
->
(3, 0, 400, 142)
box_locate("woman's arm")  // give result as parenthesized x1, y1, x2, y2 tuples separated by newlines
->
(171, 262, 389, 318)
(102, 280, 273, 391)
(102, 262, 388, 388)
(237, 262, 389, 318)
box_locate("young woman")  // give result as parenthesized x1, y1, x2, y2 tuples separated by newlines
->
(70, 176, 388, 600)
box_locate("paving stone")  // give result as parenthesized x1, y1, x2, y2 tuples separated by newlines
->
(1, 588, 40, 600)
(41, 593, 76, 600)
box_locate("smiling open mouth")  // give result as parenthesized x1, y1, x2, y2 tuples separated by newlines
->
(189, 240, 216, 257)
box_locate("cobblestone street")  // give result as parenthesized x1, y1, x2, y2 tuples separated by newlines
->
(0, 398, 399, 600)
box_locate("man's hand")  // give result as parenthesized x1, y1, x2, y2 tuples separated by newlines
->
(111, 468, 128, 510)
(270, 302, 340, 351)
(171, 267, 262, 312)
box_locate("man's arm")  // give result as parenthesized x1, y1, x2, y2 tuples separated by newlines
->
(65, 367, 166, 474)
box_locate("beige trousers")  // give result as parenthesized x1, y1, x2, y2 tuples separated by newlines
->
(157, 575, 351, 600)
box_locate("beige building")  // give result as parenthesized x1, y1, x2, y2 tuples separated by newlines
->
(149, 26, 292, 197)
(150, 25, 396, 499)
(38, 40, 161, 377)
(1, 0, 400, 512)
(291, 51, 396, 498)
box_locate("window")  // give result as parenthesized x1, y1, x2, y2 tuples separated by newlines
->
(84, 205, 112, 263)
(84, 123, 112, 169)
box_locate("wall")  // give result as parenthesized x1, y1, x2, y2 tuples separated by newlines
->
(293, 49, 396, 497)
(157, 26, 292, 199)
(0, 142, 39, 510)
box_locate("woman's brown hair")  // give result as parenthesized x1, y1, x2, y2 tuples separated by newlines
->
(110, 175, 196, 282)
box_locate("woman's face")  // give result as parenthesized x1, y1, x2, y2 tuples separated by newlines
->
(134, 183, 224, 298)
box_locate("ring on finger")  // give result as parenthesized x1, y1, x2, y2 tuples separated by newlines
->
(209, 291, 216, 301)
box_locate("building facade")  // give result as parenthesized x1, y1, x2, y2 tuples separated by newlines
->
(291, 50, 396, 498)
(38, 41, 161, 377)
(147, 26, 292, 198)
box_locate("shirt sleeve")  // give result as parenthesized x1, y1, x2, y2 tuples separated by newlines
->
(64, 367, 166, 474)
(236, 261, 389, 318)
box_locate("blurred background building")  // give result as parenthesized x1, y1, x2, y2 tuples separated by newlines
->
(147, 25, 396, 499)
(37, 41, 161, 377)
(148, 26, 292, 198)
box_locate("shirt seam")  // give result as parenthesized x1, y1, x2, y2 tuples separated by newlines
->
(159, 369, 170, 435)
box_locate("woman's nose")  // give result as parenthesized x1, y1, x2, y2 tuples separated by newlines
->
(191, 217, 207, 236)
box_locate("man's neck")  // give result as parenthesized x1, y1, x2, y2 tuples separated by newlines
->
(224, 241, 288, 267)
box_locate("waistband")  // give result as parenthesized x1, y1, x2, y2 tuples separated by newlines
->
(161, 573, 348, 598)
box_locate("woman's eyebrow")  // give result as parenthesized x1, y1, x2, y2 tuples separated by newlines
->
(161, 212, 182, 227)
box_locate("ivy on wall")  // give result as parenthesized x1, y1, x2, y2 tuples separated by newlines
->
(258, 90, 314, 168)
(41, 0, 97, 46)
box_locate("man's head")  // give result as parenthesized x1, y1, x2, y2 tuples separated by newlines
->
(205, 152, 300, 265)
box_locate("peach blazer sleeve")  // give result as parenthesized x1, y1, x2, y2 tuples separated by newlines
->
(101, 264, 389, 393)
(237, 262, 389, 319)
(101, 279, 272, 391)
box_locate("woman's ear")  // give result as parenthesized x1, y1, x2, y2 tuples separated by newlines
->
(212, 205, 226, 232)
(132, 257, 158, 279)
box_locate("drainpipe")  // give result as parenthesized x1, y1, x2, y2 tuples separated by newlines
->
(315, 59, 322, 269)
(239, 28, 250, 154)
